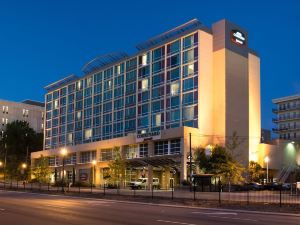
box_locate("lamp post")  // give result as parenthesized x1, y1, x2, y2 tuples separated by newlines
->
(264, 156, 270, 183)
(60, 148, 67, 192)
(21, 163, 27, 188)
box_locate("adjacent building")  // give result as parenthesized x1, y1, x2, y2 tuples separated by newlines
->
(272, 94, 300, 141)
(0, 99, 44, 134)
(31, 18, 261, 187)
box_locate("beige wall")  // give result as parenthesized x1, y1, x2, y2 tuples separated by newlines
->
(248, 53, 261, 162)
(198, 30, 213, 137)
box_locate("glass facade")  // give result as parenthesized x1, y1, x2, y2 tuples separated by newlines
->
(45, 32, 199, 149)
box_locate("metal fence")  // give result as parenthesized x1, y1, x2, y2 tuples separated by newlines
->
(1, 180, 300, 207)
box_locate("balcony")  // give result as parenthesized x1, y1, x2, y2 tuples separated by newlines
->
(273, 125, 300, 133)
(272, 105, 300, 114)
(272, 115, 300, 123)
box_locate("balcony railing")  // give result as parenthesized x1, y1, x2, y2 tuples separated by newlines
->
(273, 105, 300, 113)
(273, 125, 300, 133)
(272, 115, 300, 123)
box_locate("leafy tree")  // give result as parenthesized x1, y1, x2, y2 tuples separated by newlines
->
(0, 120, 43, 178)
(108, 147, 127, 187)
(194, 145, 245, 186)
(32, 155, 51, 184)
(248, 161, 264, 182)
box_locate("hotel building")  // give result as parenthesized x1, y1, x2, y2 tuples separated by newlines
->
(31, 19, 261, 187)
(0, 99, 44, 134)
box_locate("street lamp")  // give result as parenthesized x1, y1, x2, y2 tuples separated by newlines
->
(264, 156, 270, 183)
(60, 148, 67, 192)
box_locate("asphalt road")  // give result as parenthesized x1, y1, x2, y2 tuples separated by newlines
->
(0, 190, 299, 225)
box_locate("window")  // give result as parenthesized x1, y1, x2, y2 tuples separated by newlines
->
(170, 68, 180, 81)
(80, 151, 96, 163)
(114, 99, 124, 110)
(101, 149, 113, 161)
(138, 116, 149, 128)
(152, 100, 162, 113)
(183, 92, 194, 105)
(170, 54, 180, 67)
(169, 40, 180, 54)
(114, 110, 123, 121)
(152, 47, 163, 61)
(125, 107, 136, 119)
(152, 87, 164, 99)
(152, 61, 164, 73)
(183, 63, 194, 77)
(85, 77, 93, 88)
(76, 111, 82, 121)
(104, 80, 112, 90)
(183, 78, 194, 91)
(125, 95, 136, 106)
(170, 139, 181, 154)
(141, 104, 149, 115)
(84, 129, 92, 140)
(139, 66, 150, 77)
(152, 114, 161, 127)
(142, 54, 148, 66)
(139, 143, 148, 157)
(94, 72, 102, 83)
(183, 107, 194, 120)
(126, 70, 137, 82)
(170, 109, 180, 121)
(142, 78, 149, 91)
(114, 87, 124, 98)
(183, 35, 194, 49)
(171, 96, 180, 108)
(141, 91, 149, 102)
(76, 80, 83, 91)
(152, 73, 164, 87)
(94, 84, 102, 94)
(170, 82, 180, 96)
(126, 82, 136, 95)
(154, 141, 168, 155)
(183, 49, 194, 63)
(54, 100, 59, 109)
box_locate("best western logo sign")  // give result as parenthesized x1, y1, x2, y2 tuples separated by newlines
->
(231, 30, 246, 46)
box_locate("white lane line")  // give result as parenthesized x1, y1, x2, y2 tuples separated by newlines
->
(192, 212, 238, 215)
(156, 220, 196, 225)
(207, 216, 258, 222)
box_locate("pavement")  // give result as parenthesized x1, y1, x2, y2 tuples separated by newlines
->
(0, 190, 299, 225)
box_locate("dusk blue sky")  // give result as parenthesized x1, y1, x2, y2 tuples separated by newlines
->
(0, 0, 299, 131)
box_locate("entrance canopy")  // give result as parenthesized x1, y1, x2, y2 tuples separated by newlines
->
(126, 154, 181, 168)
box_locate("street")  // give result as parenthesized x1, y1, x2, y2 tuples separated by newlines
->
(0, 190, 299, 225)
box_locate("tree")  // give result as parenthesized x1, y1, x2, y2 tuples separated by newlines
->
(248, 161, 264, 182)
(0, 120, 43, 178)
(31, 155, 51, 184)
(194, 145, 245, 186)
(108, 147, 127, 187)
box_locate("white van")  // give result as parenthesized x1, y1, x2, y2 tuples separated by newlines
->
(129, 178, 160, 189)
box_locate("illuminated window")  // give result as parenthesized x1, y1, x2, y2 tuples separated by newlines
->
(2, 106, 8, 114)
(153, 114, 161, 127)
(67, 133, 73, 144)
(183, 64, 194, 77)
(54, 100, 59, 109)
(142, 78, 149, 91)
(84, 128, 92, 140)
(171, 82, 180, 96)
(142, 54, 147, 66)
(76, 111, 82, 120)
(76, 80, 82, 90)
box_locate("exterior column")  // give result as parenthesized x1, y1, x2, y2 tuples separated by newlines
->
(180, 136, 188, 185)
(147, 141, 154, 189)
(75, 151, 81, 182)
(164, 167, 171, 189)
(147, 165, 153, 190)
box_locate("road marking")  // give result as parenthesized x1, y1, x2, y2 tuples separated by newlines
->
(156, 220, 196, 225)
(0, 208, 5, 211)
(207, 216, 258, 222)
(192, 212, 238, 215)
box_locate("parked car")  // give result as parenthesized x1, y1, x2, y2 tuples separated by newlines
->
(129, 178, 160, 190)
(263, 182, 282, 191)
(282, 183, 291, 190)
(245, 182, 263, 191)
